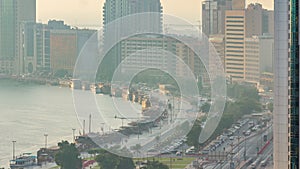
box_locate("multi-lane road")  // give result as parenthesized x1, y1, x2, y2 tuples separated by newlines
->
(184, 117, 273, 169)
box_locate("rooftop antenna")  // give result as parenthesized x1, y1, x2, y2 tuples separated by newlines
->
(83, 120, 86, 135)
(89, 114, 92, 133)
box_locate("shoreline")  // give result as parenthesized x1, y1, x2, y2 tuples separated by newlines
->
(0, 75, 68, 87)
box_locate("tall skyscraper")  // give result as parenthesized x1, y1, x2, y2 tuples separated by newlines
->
(0, 0, 36, 74)
(245, 3, 274, 37)
(232, 0, 245, 10)
(244, 35, 274, 84)
(245, 3, 263, 37)
(103, 0, 162, 30)
(224, 9, 246, 82)
(274, 0, 299, 168)
(202, 0, 232, 36)
(100, 0, 163, 81)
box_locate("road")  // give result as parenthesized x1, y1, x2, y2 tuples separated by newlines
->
(184, 121, 273, 169)
(211, 125, 273, 169)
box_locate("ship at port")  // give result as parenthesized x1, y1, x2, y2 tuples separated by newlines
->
(9, 153, 37, 169)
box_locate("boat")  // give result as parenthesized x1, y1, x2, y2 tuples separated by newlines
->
(10, 153, 37, 169)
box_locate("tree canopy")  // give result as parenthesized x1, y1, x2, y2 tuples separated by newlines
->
(187, 84, 262, 147)
(141, 160, 169, 169)
(55, 141, 82, 169)
(95, 149, 135, 169)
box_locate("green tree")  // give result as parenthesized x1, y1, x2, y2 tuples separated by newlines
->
(187, 84, 263, 147)
(117, 157, 135, 169)
(55, 141, 82, 169)
(54, 69, 69, 78)
(267, 102, 273, 112)
(141, 160, 169, 169)
(200, 102, 210, 113)
(227, 84, 260, 101)
(186, 119, 202, 149)
(95, 149, 135, 169)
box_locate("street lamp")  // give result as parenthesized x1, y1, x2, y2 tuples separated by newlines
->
(12, 141, 16, 160)
(114, 115, 126, 128)
(100, 123, 105, 135)
(72, 128, 76, 143)
(244, 136, 247, 161)
(44, 134, 48, 149)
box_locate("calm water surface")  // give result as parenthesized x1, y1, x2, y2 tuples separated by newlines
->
(0, 79, 78, 167)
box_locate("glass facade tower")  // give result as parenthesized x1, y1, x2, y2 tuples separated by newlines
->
(0, 0, 36, 74)
(0, 0, 16, 60)
(289, 0, 299, 168)
(274, 0, 299, 168)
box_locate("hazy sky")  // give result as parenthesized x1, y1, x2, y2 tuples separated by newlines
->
(37, 0, 273, 28)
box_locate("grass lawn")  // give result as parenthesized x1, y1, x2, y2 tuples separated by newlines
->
(135, 157, 195, 169)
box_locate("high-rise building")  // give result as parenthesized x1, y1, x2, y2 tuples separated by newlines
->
(265, 10, 274, 35)
(103, 0, 162, 30)
(245, 3, 263, 37)
(202, 0, 232, 36)
(245, 3, 274, 37)
(49, 28, 96, 75)
(224, 9, 246, 82)
(19, 22, 51, 75)
(19, 20, 96, 75)
(101, 0, 163, 81)
(274, 0, 299, 168)
(245, 37, 259, 83)
(209, 34, 225, 66)
(50, 30, 77, 74)
(232, 0, 245, 10)
(244, 35, 274, 84)
(119, 35, 206, 82)
(259, 35, 273, 73)
(0, 0, 36, 74)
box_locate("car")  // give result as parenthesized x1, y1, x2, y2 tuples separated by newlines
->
(248, 121, 255, 127)
(201, 149, 209, 155)
(229, 136, 235, 140)
(244, 130, 251, 136)
(176, 151, 182, 156)
(251, 126, 258, 131)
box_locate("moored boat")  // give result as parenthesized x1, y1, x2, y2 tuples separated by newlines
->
(10, 153, 37, 169)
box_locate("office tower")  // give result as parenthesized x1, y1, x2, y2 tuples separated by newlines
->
(264, 10, 274, 35)
(244, 35, 274, 84)
(50, 30, 78, 74)
(119, 35, 206, 82)
(119, 35, 176, 75)
(49, 28, 96, 75)
(19, 22, 39, 74)
(245, 3, 274, 37)
(245, 3, 263, 37)
(103, 0, 162, 30)
(0, 0, 36, 74)
(274, 0, 299, 168)
(19, 20, 96, 75)
(244, 37, 259, 83)
(35, 24, 51, 73)
(259, 35, 274, 73)
(47, 20, 71, 30)
(224, 9, 246, 82)
(100, 0, 163, 81)
(19, 22, 51, 75)
(232, 0, 245, 10)
(202, 0, 232, 36)
(209, 34, 225, 64)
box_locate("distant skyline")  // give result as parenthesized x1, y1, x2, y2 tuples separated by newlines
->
(37, 0, 273, 28)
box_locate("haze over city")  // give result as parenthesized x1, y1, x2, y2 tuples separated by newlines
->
(37, 0, 274, 28)
(1, 0, 297, 168)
